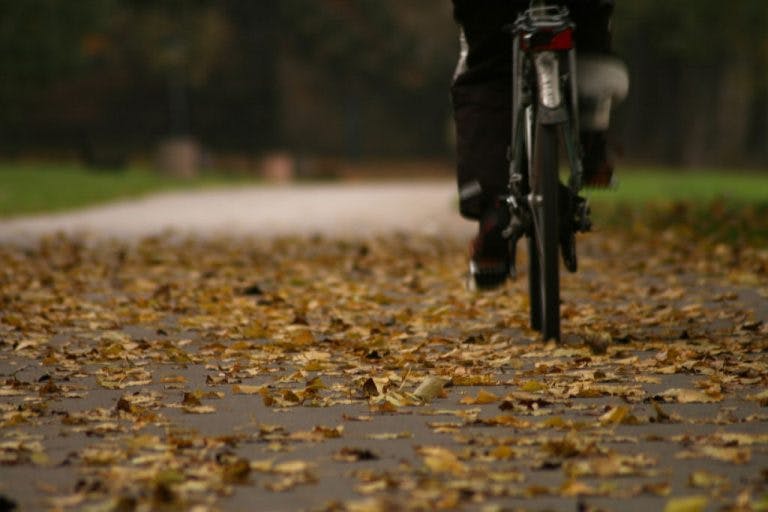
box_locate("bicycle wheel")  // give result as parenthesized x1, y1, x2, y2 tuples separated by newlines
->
(527, 233, 542, 330)
(528, 122, 560, 341)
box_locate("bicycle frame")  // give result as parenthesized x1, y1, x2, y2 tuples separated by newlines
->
(508, 5, 583, 204)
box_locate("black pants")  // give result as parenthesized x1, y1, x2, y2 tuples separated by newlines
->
(452, 0, 614, 220)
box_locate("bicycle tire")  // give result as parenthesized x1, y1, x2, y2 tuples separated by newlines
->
(527, 235, 542, 331)
(528, 122, 560, 341)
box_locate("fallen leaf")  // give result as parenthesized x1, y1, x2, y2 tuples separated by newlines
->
(412, 376, 449, 402)
(689, 470, 728, 488)
(598, 405, 641, 426)
(520, 380, 547, 393)
(661, 388, 721, 403)
(274, 460, 313, 474)
(333, 447, 379, 462)
(677, 446, 751, 464)
(221, 457, 251, 484)
(232, 384, 266, 395)
(459, 389, 498, 405)
(182, 404, 216, 414)
(748, 389, 768, 406)
(418, 446, 466, 476)
(366, 432, 412, 440)
(663, 495, 708, 512)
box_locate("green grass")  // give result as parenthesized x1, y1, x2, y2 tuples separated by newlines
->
(0, 164, 255, 218)
(584, 168, 768, 205)
(583, 167, 768, 245)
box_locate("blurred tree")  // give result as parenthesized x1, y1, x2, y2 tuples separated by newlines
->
(614, 0, 768, 166)
(112, 1, 231, 134)
(276, 0, 455, 157)
(0, 0, 764, 167)
(0, 0, 115, 153)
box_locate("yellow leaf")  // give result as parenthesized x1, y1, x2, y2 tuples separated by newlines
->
(663, 496, 707, 512)
(560, 479, 595, 497)
(599, 405, 629, 425)
(232, 384, 265, 395)
(355, 481, 389, 495)
(542, 416, 567, 429)
(160, 375, 187, 384)
(482, 415, 531, 428)
(345, 497, 390, 512)
(661, 388, 720, 403)
(520, 380, 546, 393)
(30, 451, 51, 466)
(283, 326, 315, 346)
(182, 404, 215, 414)
(459, 389, 498, 405)
(250, 459, 275, 473)
(641, 482, 672, 496)
(419, 446, 466, 476)
(451, 374, 498, 386)
(748, 389, 768, 406)
(699, 446, 750, 464)
(366, 432, 412, 440)
(274, 460, 312, 474)
(369, 401, 398, 413)
(489, 445, 515, 460)
(303, 360, 326, 371)
(689, 470, 728, 488)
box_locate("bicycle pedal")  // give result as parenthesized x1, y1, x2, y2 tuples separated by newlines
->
(575, 198, 592, 232)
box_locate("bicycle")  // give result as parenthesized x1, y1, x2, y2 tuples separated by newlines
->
(504, 1, 621, 342)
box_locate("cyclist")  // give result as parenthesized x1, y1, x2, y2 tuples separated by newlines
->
(451, 0, 628, 289)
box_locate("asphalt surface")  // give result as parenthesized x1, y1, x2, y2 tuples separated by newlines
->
(0, 181, 472, 242)
(0, 181, 766, 512)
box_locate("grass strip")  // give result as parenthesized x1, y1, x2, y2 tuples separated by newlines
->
(0, 164, 254, 218)
(586, 168, 768, 245)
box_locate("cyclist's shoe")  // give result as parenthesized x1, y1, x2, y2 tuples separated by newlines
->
(469, 203, 511, 291)
(581, 131, 614, 188)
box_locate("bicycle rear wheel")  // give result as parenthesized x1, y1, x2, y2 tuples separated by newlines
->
(528, 122, 560, 341)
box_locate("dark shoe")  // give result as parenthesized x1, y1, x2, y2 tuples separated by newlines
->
(504, 214, 525, 279)
(469, 204, 511, 290)
(581, 131, 613, 188)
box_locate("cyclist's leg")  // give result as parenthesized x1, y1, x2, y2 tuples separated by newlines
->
(451, 83, 509, 222)
(568, 0, 614, 55)
(452, 79, 515, 288)
(451, 1, 528, 288)
(451, 0, 523, 220)
(567, 0, 627, 188)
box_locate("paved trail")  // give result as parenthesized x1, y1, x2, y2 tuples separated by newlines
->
(0, 181, 472, 241)
(0, 182, 766, 512)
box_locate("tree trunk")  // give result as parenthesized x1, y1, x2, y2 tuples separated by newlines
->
(713, 59, 754, 166)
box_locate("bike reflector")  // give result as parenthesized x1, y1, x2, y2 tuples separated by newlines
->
(521, 28, 574, 51)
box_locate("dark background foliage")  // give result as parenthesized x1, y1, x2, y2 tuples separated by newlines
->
(0, 0, 765, 167)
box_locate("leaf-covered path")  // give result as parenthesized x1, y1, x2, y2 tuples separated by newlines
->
(1, 191, 767, 511)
